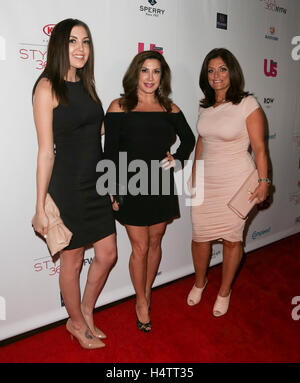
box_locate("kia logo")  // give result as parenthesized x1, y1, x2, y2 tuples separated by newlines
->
(43, 24, 55, 36)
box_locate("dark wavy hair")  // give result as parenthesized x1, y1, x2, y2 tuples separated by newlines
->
(32, 18, 100, 105)
(119, 50, 172, 112)
(199, 48, 249, 108)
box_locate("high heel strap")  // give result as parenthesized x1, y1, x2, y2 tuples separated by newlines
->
(135, 302, 152, 333)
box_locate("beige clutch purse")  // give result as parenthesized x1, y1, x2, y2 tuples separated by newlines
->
(43, 193, 73, 256)
(227, 170, 259, 219)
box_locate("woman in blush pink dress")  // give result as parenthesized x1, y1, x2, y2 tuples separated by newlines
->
(187, 48, 270, 316)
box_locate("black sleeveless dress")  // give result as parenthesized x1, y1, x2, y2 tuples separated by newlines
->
(103, 111, 195, 226)
(48, 81, 115, 250)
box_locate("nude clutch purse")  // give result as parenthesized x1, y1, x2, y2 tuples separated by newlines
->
(227, 169, 259, 219)
(44, 193, 73, 255)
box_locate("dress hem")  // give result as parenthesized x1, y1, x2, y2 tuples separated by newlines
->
(63, 228, 116, 251)
(116, 214, 180, 227)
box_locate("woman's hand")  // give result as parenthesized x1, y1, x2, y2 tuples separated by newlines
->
(32, 211, 49, 238)
(160, 151, 175, 170)
(110, 195, 119, 211)
(248, 182, 269, 204)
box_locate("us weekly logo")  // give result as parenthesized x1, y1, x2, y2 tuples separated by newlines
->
(96, 154, 204, 207)
(264, 59, 277, 77)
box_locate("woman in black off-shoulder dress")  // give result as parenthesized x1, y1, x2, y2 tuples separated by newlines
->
(103, 50, 195, 332)
(32, 19, 116, 350)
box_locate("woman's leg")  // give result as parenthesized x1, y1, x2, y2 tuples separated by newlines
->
(59, 247, 86, 331)
(191, 240, 212, 287)
(125, 225, 150, 325)
(145, 222, 167, 307)
(81, 233, 117, 331)
(218, 240, 243, 297)
(187, 241, 211, 305)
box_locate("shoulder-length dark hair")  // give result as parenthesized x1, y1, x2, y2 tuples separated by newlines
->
(119, 50, 172, 113)
(32, 18, 100, 105)
(199, 48, 249, 108)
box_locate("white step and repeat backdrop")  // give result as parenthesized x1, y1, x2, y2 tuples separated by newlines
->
(0, 0, 299, 340)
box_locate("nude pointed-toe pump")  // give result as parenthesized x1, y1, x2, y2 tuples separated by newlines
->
(66, 319, 105, 349)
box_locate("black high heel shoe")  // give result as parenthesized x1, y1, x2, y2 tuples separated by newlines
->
(135, 302, 152, 333)
(147, 292, 152, 313)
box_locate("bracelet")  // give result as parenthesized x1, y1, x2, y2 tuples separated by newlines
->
(258, 177, 271, 184)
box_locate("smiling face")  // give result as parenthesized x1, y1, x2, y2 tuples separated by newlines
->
(207, 56, 230, 95)
(137, 59, 162, 96)
(68, 25, 90, 78)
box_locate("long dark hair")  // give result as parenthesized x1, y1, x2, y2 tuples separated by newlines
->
(32, 18, 100, 105)
(119, 50, 172, 113)
(199, 48, 249, 108)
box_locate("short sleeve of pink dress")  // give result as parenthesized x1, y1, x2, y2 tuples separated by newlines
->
(191, 95, 260, 242)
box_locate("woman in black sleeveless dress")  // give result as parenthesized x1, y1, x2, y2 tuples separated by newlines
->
(32, 19, 116, 349)
(103, 51, 195, 332)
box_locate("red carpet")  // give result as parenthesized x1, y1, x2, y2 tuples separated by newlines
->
(0, 234, 299, 363)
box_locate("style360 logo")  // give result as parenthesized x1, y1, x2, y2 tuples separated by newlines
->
(19, 24, 55, 71)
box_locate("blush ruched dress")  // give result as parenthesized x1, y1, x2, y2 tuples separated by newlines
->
(191, 95, 260, 242)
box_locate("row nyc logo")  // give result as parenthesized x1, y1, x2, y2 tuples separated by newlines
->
(264, 59, 277, 77)
(263, 97, 274, 108)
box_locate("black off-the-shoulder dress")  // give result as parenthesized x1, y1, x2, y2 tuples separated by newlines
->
(103, 110, 195, 226)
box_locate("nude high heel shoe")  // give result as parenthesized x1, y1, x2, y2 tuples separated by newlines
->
(89, 326, 107, 339)
(187, 279, 208, 306)
(213, 291, 232, 317)
(66, 319, 105, 349)
(81, 306, 107, 339)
